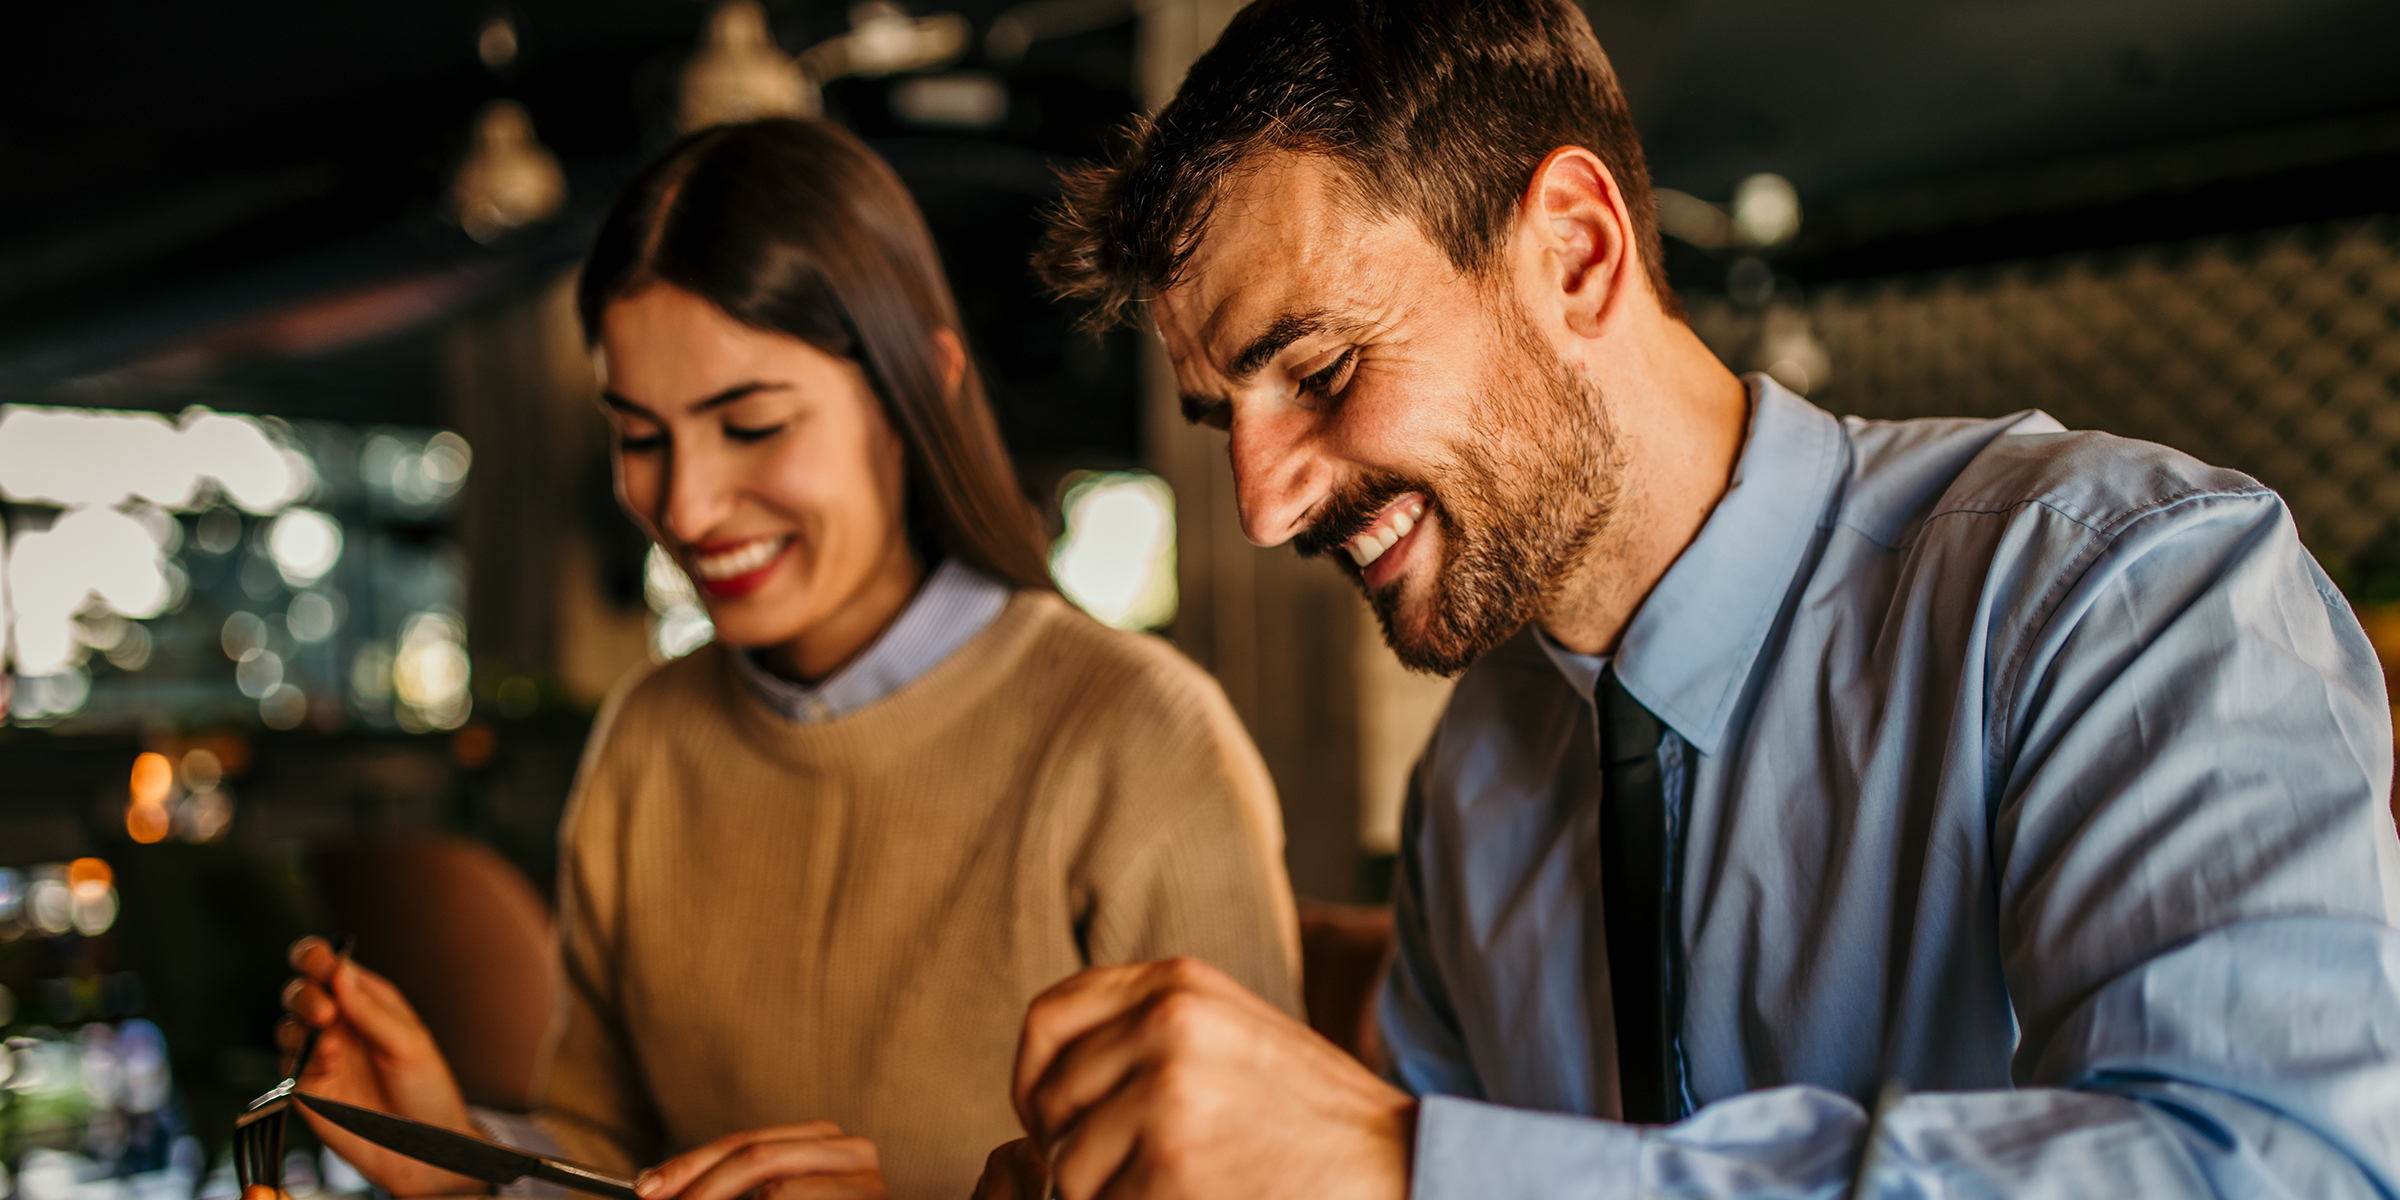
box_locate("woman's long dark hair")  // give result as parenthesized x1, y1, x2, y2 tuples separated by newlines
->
(579, 118, 1053, 591)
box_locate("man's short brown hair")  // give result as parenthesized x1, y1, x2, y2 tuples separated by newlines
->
(1038, 0, 1677, 330)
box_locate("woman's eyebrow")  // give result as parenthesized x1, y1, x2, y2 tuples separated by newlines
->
(600, 381, 791, 416)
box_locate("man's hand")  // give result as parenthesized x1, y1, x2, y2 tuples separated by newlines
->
(1006, 957, 1417, 1200)
(632, 1124, 886, 1200)
(279, 936, 483, 1196)
(968, 1139, 1047, 1200)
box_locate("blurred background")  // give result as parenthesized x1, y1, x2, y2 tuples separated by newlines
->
(0, 0, 2395, 1195)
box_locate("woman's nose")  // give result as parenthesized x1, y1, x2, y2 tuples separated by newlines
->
(660, 447, 737, 545)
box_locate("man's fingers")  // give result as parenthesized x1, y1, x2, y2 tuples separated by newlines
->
(635, 1123, 847, 1198)
(1045, 1062, 1169, 1200)
(650, 1134, 877, 1200)
(1012, 959, 1235, 1131)
(970, 1140, 1048, 1200)
(1022, 994, 1172, 1149)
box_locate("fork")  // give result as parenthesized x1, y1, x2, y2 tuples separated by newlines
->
(234, 935, 353, 1194)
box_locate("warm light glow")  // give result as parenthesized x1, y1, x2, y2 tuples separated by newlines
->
(681, 0, 815, 131)
(181, 790, 235, 842)
(129, 760, 174, 841)
(66, 858, 112, 892)
(129, 753, 174, 808)
(450, 102, 567, 243)
(1052, 471, 1177, 630)
(180, 748, 223, 792)
(393, 610, 472, 730)
(1730, 173, 1802, 249)
(127, 802, 170, 845)
(28, 876, 72, 934)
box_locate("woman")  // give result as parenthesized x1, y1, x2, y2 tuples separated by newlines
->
(280, 118, 1299, 1200)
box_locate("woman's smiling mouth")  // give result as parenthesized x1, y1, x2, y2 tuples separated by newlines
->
(690, 535, 794, 598)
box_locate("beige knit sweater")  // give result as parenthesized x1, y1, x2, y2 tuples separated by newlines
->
(532, 591, 1300, 1200)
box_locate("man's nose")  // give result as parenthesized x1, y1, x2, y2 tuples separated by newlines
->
(1226, 407, 1329, 548)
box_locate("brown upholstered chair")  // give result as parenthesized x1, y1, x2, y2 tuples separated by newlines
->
(1297, 901, 1396, 1069)
(312, 834, 561, 1113)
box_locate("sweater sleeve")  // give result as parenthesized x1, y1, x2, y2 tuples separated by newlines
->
(1077, 651, 1304, 1018)
(532, 680, 668, 1175)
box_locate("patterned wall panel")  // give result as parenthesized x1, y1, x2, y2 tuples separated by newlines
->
(1687, 217, 2400, 574)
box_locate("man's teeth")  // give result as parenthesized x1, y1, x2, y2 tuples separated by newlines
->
(1345, 501, 1426, 568)
(693, 537, 787, 580)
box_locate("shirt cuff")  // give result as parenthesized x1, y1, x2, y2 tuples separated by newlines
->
(469, 1106, 572, 1200)
(1411, 1095, 1641, 1200)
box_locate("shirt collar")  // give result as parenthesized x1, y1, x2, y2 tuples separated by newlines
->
(1597, 375, 1845, 756)
(732, 557, 1012, 724)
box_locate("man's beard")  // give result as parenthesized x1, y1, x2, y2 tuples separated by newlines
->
(1296, 305, 1621, 675)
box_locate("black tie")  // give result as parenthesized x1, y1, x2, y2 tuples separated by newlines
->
(1598, 667, 1673, 1123)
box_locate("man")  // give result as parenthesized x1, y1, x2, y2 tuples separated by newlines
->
(979, 0, 2400, 1195)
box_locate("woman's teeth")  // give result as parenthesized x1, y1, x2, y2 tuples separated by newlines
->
(692, 537, 788, 580)
(1346, 500, 1425, 568)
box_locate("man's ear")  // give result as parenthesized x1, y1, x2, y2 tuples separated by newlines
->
(1518, 146, 1637, 339)
(930, 326, 968, 398)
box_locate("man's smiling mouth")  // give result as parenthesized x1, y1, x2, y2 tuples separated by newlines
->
(1344, 493, 1426, 568)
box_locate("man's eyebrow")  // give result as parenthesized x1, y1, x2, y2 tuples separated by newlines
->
(1175, 309, 1342, 424)
(600, 381, 786, 416)
(1224, 310, 1331, 383)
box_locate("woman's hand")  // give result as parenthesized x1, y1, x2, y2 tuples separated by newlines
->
(278, 936, 484, 1196)
(633, 1124, 887, 1200)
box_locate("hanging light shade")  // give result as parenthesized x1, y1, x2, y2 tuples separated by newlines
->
(680, 0, 815, 133)
(799, 2, 971, 84)
(449, 100, 566, 244)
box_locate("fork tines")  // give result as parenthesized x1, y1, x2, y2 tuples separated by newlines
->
(233, 1096, 292, 1193)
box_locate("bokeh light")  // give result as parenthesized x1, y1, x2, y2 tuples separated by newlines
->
(127, 753, 174, 844)
(644, 546, 715, 658)
(1052, 471, 1177, 631)
(287, 591, 339, 643)
(267, 508, 343, 586)
(393, 610, 472, 730)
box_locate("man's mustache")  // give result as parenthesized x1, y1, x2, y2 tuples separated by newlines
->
(1293, 474, 1429, 563)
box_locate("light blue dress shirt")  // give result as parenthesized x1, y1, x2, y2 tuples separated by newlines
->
(729, 556, 1012, 723)
(1383, 376, 2400, 1198)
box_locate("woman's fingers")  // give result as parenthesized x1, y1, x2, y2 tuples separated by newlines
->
(635, 1124, 850, 1199)
(756, 1171, 887, 1200)
(642, 1130, 877, 1200)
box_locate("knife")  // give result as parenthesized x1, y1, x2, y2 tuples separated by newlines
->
(295, 1092, 641, 1200)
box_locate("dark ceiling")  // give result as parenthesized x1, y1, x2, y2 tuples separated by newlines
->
(2, 0, 2394, 404)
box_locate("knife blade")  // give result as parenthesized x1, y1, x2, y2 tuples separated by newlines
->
(295, 1092, 641, 1200)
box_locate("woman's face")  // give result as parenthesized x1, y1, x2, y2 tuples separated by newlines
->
(599, 283, 919, 660)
